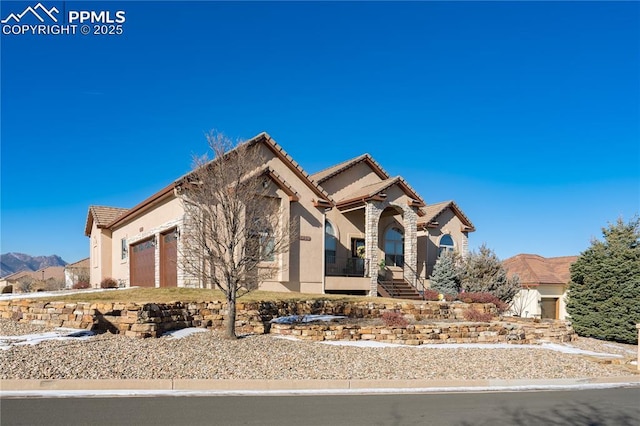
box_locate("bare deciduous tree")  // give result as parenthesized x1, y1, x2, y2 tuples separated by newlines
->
(508, 285, 537, 317)
(178, 131, 295, 339)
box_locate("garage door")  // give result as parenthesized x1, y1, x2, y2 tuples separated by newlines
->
(131, 238, 155, 287)
(160, 229, 177, 287)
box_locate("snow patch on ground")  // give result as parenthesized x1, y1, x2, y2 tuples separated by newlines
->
(162, 328, 208, 339)
(270, 315, 347, 324)
(0, 328, 96, 350)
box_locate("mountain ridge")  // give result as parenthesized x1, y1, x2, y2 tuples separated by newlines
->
(0, 252, 67, 278)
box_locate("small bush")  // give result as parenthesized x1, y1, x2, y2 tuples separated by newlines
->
(72, 281, 91, 289)
(381, 311, 409, 328)
(422, 289, 440, 301)
(100, 277, 118, 289)
(462, 307, 494, 322)
(459, 292, 509, 313)
(1, 285, 13, 294)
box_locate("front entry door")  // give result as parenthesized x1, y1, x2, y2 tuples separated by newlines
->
(540, 298, 559, 320)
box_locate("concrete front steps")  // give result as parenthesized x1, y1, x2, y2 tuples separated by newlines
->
(377, 279, 423, 300)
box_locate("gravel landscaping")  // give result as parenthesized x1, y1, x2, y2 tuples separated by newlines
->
(0, 319, 636, 381)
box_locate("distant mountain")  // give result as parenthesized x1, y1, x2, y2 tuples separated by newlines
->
(0, 253, 67, 278)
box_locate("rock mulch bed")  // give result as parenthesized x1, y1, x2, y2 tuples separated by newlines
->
(0, 319, 635, 381)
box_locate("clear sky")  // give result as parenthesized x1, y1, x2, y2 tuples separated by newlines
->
(1, 1, 638, 264)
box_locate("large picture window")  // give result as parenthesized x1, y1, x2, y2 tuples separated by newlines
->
(439, 234, 455, 256)
(384, 227, 404, 267)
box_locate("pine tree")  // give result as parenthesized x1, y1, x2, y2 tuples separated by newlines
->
(459, 244, 520, 303)
(566, 217, 640, 344)
(429, 251, 461, 295)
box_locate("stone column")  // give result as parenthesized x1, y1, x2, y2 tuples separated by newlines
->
(402, 206, 418, 286)
(365, 202, 383, 297)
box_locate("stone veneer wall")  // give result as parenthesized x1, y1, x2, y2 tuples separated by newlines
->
(0, 299, 574, 342)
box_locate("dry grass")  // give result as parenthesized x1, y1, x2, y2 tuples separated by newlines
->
(42, 287, 398, 304)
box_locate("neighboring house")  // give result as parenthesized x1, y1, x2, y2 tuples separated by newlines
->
(0, 266, 66, 292)
(64, 258, 90, 289)
(85, 132, 474, 298)
(504, 254, 578, 320)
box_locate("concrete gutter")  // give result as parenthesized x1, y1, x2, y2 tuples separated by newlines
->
(1, 376, 639, 396)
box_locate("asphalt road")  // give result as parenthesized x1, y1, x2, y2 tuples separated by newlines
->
(2, 387, 639, 426)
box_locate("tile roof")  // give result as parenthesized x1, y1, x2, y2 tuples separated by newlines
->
(310, 153, 390, 184)
(335, 176, 426, 210)
(85, 206, 128, 236)
(417, 200, 475, 231)
(503, 254, 579, 286)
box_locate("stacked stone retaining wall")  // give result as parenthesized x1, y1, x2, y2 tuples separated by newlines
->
(0, 299, 574, 343)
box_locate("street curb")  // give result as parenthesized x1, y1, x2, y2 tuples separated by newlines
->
(1, 376, 639, 394)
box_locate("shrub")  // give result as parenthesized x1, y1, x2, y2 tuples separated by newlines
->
(422, 289, 441, 301)
(381, 311, 409, 328)
(100, 277, 118, 289)
(72, 281, 91, 289)
(462, 307, 494, 322)
(1, 285, 13, 294)
(459, 244, 521, 303)
(429, 251, 461, 295)
(567, 217, 640, 344)
(459, 292, 509, 313)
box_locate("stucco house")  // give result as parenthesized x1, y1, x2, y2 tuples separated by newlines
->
(64, 258, 90, 289)
(0, 266, 66, 292)
(504, 254, 578, 320)
(85, 132, 475, 298)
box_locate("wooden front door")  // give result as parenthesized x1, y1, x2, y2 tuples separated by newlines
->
(160, 229, 178, 287)
(540, 298, 559, 320)
(131, 238, 155, 287)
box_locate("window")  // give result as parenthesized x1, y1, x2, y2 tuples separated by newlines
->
(260, 232, 275, 262)
(248, 230, 275, 262)
(121, 238, 128, 260)
(384, 227, 404, 267)
(439, 234, 454, 256)
(325, 221, 337, 264)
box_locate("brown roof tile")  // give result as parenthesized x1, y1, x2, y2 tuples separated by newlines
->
(503, 254, 578, 286)
(417, 200, 475, 231)
(85, 206, 128, 236)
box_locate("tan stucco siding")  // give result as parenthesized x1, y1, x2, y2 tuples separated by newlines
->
(510, 284, 568, 320)
(110, 196, 184, 287)
(89, 223, 112, 287)
(423, 208, 469, 278)
(320, 162, 385, 200)
(255, 144, 325, 292)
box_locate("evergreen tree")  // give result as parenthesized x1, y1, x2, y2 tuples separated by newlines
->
(566, 217, 640, 344)
(459, 244, 521, 303)
(429, 251, 461, 295)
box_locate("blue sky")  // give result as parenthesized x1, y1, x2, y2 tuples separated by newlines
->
(1, 1, 638, 264)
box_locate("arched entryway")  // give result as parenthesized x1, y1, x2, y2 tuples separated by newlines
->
(365, 201, 418, 296)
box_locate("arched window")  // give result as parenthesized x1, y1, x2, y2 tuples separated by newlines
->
(384, 227, 404, 267)
(325, 221, 337, 264)
(439, 234, 455, 256)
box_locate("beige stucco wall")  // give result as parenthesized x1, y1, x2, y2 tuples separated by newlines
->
(422, 208, 469, 279)
(320, 162, 386, 202)
(110, 196, 184, 287)
(510, 285, 568, 320)
(248, 143, 326, 293)
(89, 223, 112, 287)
